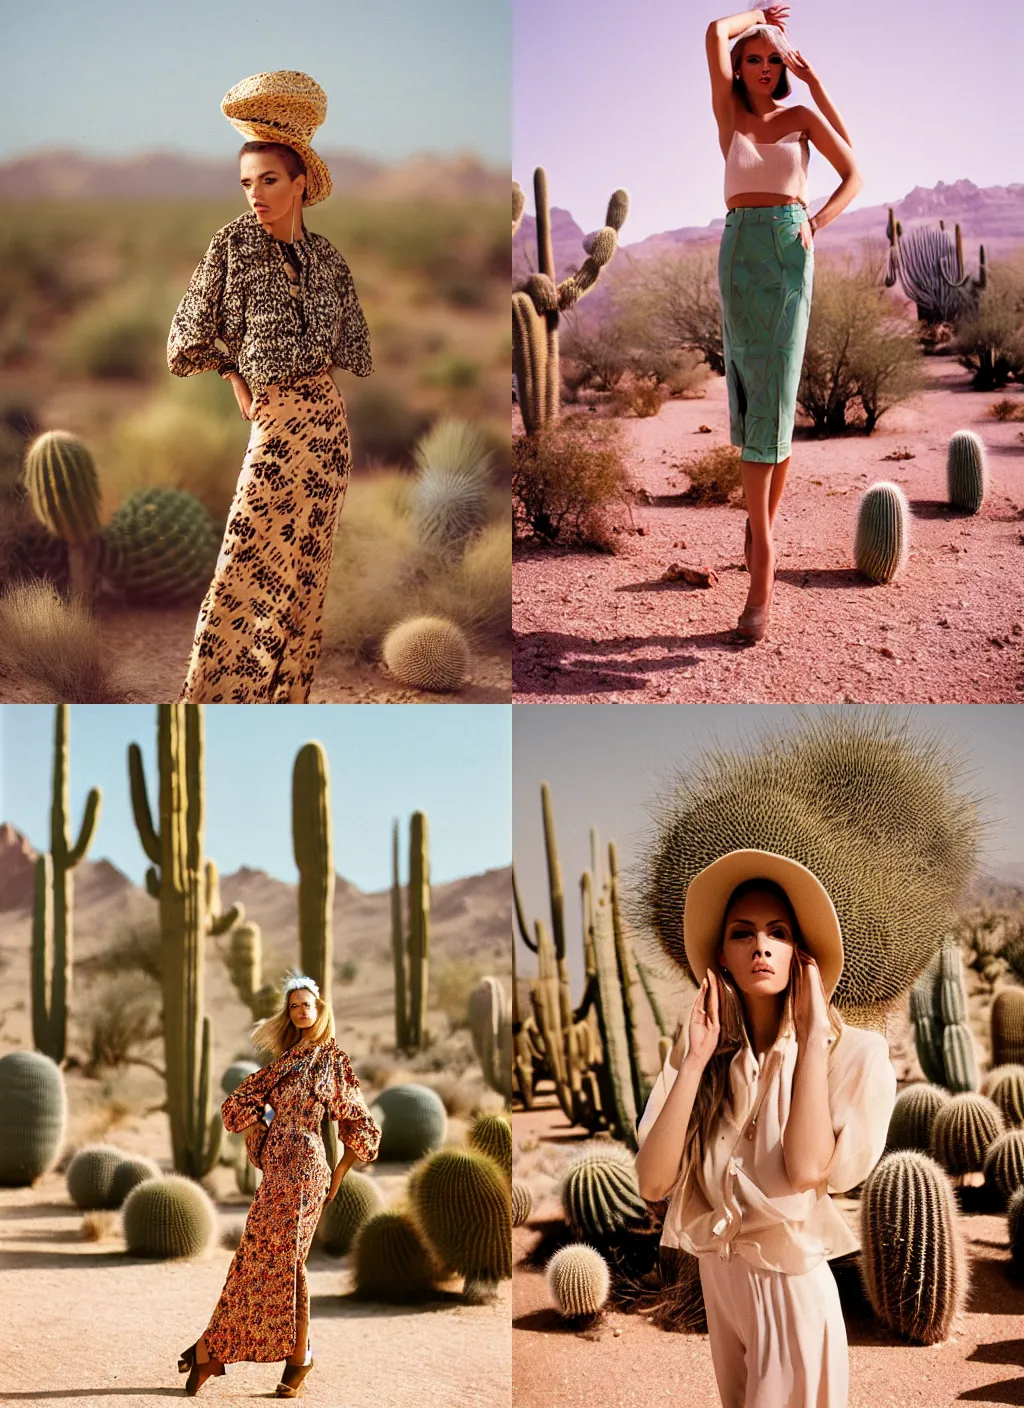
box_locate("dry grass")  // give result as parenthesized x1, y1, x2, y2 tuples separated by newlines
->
(610, 377, 666, 419)
(512, 415, 633, 547)
(987, 398, 1024, 422)
(423, 521, 511, 641)
(81, 1211, 120, 1242)
(0, 581, 126, 701)
(681, 443, 744, 505)
(432, 956, 492, 1031)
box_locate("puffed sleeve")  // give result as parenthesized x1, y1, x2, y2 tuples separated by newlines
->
(167, 228, 237, 377)
(325, 1042, 381, 1163)
(821, 1028, 897, 1194)
(329, 251, 373, 378)
(220, 1060, 276, 1133)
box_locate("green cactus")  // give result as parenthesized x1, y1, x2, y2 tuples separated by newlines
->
(911, 944, 978, 1091)
(390, 821, 408, 1052)
(886, 1083, 951, 1153)
(372, 1084, 447, 1162)
(991, 989, 1024, 1068)
(589, 881, 639, 1147)
(0, 1050, 67, 1186)
(860, 1150, 966, 1344)
(546, 1243, 610, 1319)
(352, 1209, 438, 1302)
(947, 430, 987, 513)
(316, 1170, 383, 1255)
(410, 1146, 512, 1302)
(31, 704, 101, 1065)
(128, 704, 241, 1178)
(226, 924, 262, 1007)
(66, 1144, 125, 1209)
(983, 1065, 1024, 1128)
(983, 1129, 1024, 1207)
(608, 841, 652, 1117)
(1009, 1186, 1024, 1279)
(883, 212, 981, 326)
(110, 1154, 161, 1207)
(382, 616, 470, 692)
(468, 977, 513, 1102)
(233, 1139, 261, 1197)
(24, 430, 102, 596)
(411, 419, 493, 551)
(512, 1181, 532, 1228)
(930, 1091, 1004, 1176)
(854, 481, 909, 584)
(909, 983, 945, 1086)
(122, 1174, 217, 1259)
(560, 1144, 648, 1240)
(408, 812, 430, 1048)
(221, 1060, 260, 1096)
(468, 1113, 512, 1177)
(100, 487, 219, 604)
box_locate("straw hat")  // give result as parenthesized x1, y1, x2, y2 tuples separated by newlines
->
(683, 849, 844, 1000)
(221, 70, 332, 206)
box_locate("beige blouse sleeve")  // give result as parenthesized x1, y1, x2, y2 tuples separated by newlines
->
(167, 229, 237, 377)
(329, 251, 373, 379)
(821, 1028, 897, 1194)
(636, 1018, 693, 1200)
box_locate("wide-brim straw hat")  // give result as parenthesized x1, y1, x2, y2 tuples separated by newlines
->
(222, 70, 332, 206)
(683, 849, 844, 1000)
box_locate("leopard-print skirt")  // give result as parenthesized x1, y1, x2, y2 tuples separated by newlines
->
(179, 369, 350, 703)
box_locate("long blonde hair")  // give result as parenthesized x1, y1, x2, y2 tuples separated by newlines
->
(681, 879, 844, 1185)
(251, 981, 335, 1060)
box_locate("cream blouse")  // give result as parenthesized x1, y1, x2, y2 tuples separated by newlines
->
(636, 1012, 896, 1275)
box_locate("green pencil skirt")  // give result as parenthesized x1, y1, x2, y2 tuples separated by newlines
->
(718, 204, 814, 464)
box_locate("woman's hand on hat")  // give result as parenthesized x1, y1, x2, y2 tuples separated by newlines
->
(686, 972, 721, 1070)
(793, 950, 831, 1046)
(763, 5, 790, 31)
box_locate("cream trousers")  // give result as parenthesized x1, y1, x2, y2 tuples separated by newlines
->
(697, 1253, 848, 1408)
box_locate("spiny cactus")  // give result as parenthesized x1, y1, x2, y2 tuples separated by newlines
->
(854, 481, 909, 584)
(110, 1154, 161, 1206)
(1009, 1186, 1024, 1279)
(407, 812, 430, 1050)
(512, 1181, 532, 1228)
(886, 1083, 951, 1153)
(122, 1174, 216, 1259)
(32, 704, 101, 1064)
(560, 1144, 648, 1240)
(634, 711, 981, 1026)
(983, 1065, 1024, 1128)
(371, 1084, 447, 1162)
(930, 1092, 1004, 1176)
(860, 1150, 967, 1344)
(883, 211, 982, 326)
(100, 487, 219, 604)
(24, 430, 102, 596)
(382, 616, 470, 692)
(468, 1113, 512, 1178)
(221, 1060, 260, 1096)
(546, 1243, 610, 1319)
(352, 1209, 438, 1302)
(411, 419, 493, 551)
(0, 1050, 67, 1186)
(469, 977, 513, 1102)
(411, 1146, 512, 1300)
(991, 989, 1024, 1068)
(911, 942, 978, 1092)
(983, 1129, 1024, 1207)
(317, 1170, 384, 1255)
(947, 430, 987, 514)
(66, 1144, 126, 1210)
(226, 924, 262, 1007)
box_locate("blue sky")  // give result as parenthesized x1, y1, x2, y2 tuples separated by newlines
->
(0, 705, 511, 891)
(515, 0, 1024, 239)
(1, 0, 510, 166)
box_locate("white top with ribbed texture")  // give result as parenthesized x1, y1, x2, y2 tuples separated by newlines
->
(724, 128, 809, 204)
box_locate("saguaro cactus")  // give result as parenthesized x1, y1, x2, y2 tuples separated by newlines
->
(408, 811, 430, 1050)
(390, 821, 408, 1051)
(128, 705, 240, 1178)
(883, 210, 984, 326)
(32, 704, 101, 1064)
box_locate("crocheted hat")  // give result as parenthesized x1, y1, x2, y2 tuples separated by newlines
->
(221, 70, 332, 206)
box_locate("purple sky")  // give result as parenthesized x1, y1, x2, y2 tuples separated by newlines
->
(514, 0, 1024, 241)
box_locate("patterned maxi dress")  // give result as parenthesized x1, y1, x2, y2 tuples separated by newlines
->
(207, 1037, 381, 1363)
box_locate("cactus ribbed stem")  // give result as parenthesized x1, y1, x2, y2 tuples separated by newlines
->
(391, 820, 408, 1050)
(408, 811, 430, 1050)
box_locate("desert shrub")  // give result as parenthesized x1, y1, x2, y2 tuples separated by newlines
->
(0, 582, 124, 702)
(432, 957, 488, 1031)
(80, 922, 163, 983)
(616, 247, 726, 376)
(83, 975, 162, 1076)
(56, 283, 172, 381)
(512, 415, 632, 546)
(422, 355, 483, 393)
(954, 261, 1024, 390)
(610, 376, 665, 418)
(682, 444, 743, 504)
(850, 321, 927, 433)
(347, 383, 432, 468)
(987, 399, 1024, 422)
(560, 318, 632, 392)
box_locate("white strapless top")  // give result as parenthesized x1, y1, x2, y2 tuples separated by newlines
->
(724, 129, 809, 204)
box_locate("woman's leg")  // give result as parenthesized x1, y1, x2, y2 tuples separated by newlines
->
(768, 455, 791, 528)
(741, 461, 776, 613)
(287, 1259, 310, 1366)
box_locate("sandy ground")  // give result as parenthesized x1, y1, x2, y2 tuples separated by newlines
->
(512, 1097, 1024, 1408)
(513, 360, 1024, 702)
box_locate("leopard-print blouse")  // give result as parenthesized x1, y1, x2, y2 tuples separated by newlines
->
(167, 211, 373, 392)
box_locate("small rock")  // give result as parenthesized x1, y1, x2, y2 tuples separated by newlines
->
(990, 637, 1006, 649)
(673, 540, 689, 550)
(938, 618, 950, 628)
(696, 425, 713, 434)
(658, 563, 719, 588)
(879, 646, 896, 659)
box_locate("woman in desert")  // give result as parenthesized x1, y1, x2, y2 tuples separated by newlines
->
(705, 8, 862, 640)
(178, 974, 381, 1398)
(167, 70, 373, 703)
(635, 850, 896, 1408)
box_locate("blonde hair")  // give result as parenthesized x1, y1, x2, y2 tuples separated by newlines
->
(250, 984, 335, 1059)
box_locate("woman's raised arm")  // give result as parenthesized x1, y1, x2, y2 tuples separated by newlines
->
(706, 9, 768, 122)
(783, 49, 853, 145)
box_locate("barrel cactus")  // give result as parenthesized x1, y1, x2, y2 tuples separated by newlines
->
(860, 1150, 966, 1345)
(100, 487, 219, 604)
(317, 1170, 384, 1255)
(110, 1154, 161, 1206)
(66, 1145, 128, 1209)
(381, 616, 470, 693)
(221, 1060, 260, 1096)
(983, 1129, 1024, 1207)
(0, 1050, 67, 1186)
(468, 1113, 512, 1178)
(854, 481, 910, 584)
(411, 1146, 512, 1301)
(546, 1243, 610, 1319)
(1009, 1186, 1024, 1280)
(512, 1181, 532, 1228)
(886, 1084, 951, 1153)
(352, 1209, 438, 1302)
(24, 430, 102, 595)
(122, 1174, 216, 1258)
(930, 1092, 1004, 1176)
(983, 1065, 1024, 1128)
(947, 429, 987, 514)
(560, 1143, 648, 1240)
(411, 419, 493, 551)
(991, 989, 1024, 1068)
(371, 1084, 447, 1162)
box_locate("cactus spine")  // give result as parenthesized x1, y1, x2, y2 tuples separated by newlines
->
(512, 1181, 532, 1227)
(546, 1244, 611, 1319)
(885, 1083, 951, 1153)
(0, 1050, 67, 1186)
(946, 430, 987, 514)
(854, 482, 910, 584)
(911, 941, 978, 1092)
(930, 1091, 1004, 1175)
(984, 1129, 1024, 1207)
(32, 704, 101, 1064)
(128, 705, 239, 1178)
